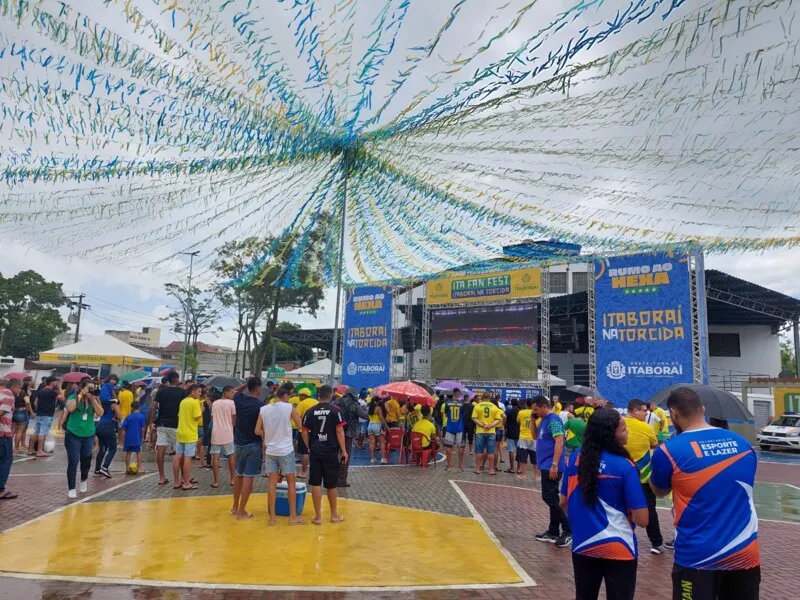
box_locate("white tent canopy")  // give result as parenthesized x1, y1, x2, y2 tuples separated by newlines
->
(39, 335, 162, 367)
(284, 358, 340, 379)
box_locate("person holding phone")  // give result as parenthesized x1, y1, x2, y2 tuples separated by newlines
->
(64, 381, 103, 498)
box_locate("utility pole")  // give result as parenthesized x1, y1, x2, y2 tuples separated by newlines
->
(329, 150, 350, 387)
(179, 251, 200, 379)
(65, 294, 90, 343)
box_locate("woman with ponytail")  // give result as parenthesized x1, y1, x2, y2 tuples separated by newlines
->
(558, 408, 649, 600)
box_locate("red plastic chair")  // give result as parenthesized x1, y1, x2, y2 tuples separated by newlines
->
(408, 432, 436, 468)
(385, 427, 404, 463)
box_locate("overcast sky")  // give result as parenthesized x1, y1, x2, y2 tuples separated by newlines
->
(2, 0, 798, 350)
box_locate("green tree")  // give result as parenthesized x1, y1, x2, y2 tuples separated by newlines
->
(163, 282, 223, 377)
(210, 223, 327, 376)
(780, 337, 797, 375)
(268, 322, 314, 363)
(0, 270, 68, 357)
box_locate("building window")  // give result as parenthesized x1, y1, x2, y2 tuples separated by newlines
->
(550, 272, 567, 294)
(709, 333, 741, 357)
(572, 271, 588, 293)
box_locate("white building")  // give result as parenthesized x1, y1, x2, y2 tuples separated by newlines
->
(105, 327, 161, 348)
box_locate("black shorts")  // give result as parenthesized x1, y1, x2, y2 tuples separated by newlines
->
(672, 564, 760, 600)
(297, 437, 309, 455)
(516, 448, 537, 464)
(309, 455, 340, 489)
(465, 427, 475, 443)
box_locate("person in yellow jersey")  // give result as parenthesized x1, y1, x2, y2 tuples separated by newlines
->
(625, 398, 663, 554)
(406, 402, 422, 430)
(471, 393, 503, 475)
(552, 395, 562, 414)
(174, 384, 203, 490)
(646, 401, 671, 442)
(366, 396, 387, 464)
(574, 396, 595, 422)
(516, 398, 538, 480)
(384, 396, 401, 428)
(411, 405, 437, 450)
(295, 385, 318, 479)
(117, 382, 135, 448)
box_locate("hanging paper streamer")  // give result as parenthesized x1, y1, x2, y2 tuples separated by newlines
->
(1, 0, 799, 289)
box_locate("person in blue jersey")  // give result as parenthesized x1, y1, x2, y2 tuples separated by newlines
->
(532, 395, 572, 548)
(442, 388, 465, 472)
(650, 387, 760, 600)
(560, 408, 648, 600)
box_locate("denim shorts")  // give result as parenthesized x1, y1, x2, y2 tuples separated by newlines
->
(265, 452, 296, 475)
(12, 410, 29, 424)
(34, 416, 54, 436)
(506, 439, 518, 453)
(367, 422, 382, 437)
(211, 442, 235, 456)
(175, 441, 197, 457)
(235, 443, 262, 477)
(474, 433, 496, 455)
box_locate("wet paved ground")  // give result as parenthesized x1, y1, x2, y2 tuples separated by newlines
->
(2, 439, 799, 599)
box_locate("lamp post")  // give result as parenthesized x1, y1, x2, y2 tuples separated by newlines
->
(179, 251, 201, 379)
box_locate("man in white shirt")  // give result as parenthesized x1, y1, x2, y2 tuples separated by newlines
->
(255, 386, 305, 526)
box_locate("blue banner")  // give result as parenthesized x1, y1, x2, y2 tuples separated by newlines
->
(342, 286, 392, 389)
(595, 252, 693, 402)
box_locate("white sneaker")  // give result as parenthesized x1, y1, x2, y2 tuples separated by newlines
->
(79, 481, 88, 493)
(380, 458, 388, 464)
(67, 489, 77, 499)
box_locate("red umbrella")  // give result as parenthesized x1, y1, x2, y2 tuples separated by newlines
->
(3, 372, 30, 380)
(61, 372, 91, 383)
(334, 384, 349, 396)
(132, 380, 148, 387)
(373, 381, 436, 407)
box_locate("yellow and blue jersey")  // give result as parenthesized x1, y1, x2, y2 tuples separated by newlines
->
(443, 401, 465, 434)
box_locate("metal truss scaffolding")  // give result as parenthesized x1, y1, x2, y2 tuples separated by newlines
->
(540, 266, 551, 398)
(587, 263, 597, 390)
(688, 253, 704, 385)
(390, 286, 401, 382)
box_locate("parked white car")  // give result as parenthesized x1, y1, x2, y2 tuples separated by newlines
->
(757, 412, 800, 451)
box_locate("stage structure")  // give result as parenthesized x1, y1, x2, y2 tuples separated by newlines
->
(420, 265, 551, 399)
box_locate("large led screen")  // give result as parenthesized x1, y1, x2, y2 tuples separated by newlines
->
(431, 303, 538, 380)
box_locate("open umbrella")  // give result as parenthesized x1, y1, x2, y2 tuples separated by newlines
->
(203, 375, 244, 390)
(411, 380, 435, 395)
(334, 384, 350, 396)
(2, 372, 30, 380)
(649, 384, 754, 423)
(566, 385, 600, 398)
(119, 369, 149, 384)
(433, 380, 474, 399)
(61, 372, 91, 383)
(374, 381, 436, 407)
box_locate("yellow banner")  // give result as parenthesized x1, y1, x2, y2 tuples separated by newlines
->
(774, 387, 800, 415)
(426, 267, 541, 305)
(38, 353, 161, 367)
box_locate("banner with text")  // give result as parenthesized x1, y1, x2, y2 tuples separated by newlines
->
(595, 252, 694, 402)
(342, 286, 392, 389)
(426, 267, 541, 305)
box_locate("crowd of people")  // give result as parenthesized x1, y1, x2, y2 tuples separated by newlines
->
(0, 373, 761, 600)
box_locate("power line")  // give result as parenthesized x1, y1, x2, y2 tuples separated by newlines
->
(83, 294, 169, 319)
